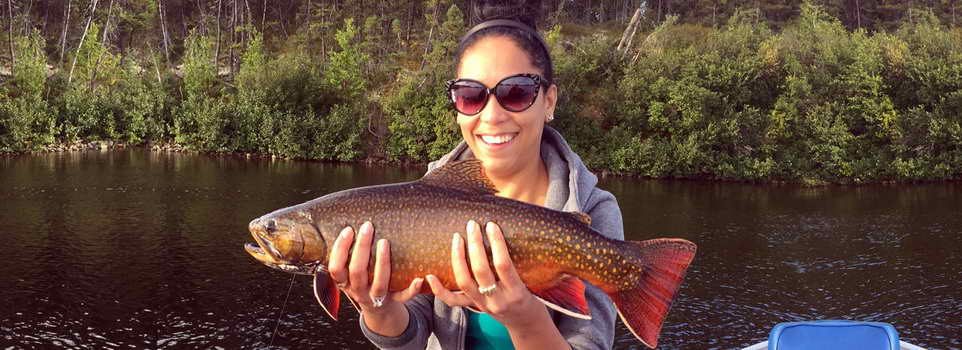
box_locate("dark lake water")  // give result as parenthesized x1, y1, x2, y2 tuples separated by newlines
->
(1, 150, 960, 349)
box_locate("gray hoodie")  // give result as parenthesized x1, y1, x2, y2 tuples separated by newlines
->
(359, 126, 624, 350)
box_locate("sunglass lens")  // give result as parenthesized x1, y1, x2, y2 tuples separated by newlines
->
(495, 77, 538, 112)
(451, 82, 487, 115)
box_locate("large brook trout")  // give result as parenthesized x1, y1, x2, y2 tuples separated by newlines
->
(245, 160, 696, 348)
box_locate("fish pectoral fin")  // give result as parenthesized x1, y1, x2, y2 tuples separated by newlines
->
(343, 293, 361, 313)
(531, 276, 591, 320)
(313, 273, 341, 321)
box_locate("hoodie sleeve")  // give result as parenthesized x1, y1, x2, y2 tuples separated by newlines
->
(555, 187, 624, 350)
(358, 295, 435, 350)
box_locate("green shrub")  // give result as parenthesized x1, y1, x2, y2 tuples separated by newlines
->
(0, 32, 56, 152)
(173, 32, 227, 150)
(384, 5, 463, 162)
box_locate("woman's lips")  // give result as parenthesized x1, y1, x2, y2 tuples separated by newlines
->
(478, 133, 517, 146)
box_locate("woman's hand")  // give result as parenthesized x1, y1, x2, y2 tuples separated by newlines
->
(426, 220, 545, 328)
(327, 221, 423, 336)
(428, 221, 571, 349)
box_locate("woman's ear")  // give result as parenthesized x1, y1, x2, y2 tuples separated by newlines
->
(544, 84, 558, 122)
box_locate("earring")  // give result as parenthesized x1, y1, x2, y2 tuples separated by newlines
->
(546, 114, 554, 122)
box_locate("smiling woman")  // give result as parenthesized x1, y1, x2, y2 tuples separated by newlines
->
(322, 1, 658, 350)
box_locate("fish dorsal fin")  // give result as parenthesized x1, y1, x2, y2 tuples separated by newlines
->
(420, 160, 497, 195)
(568, 211, 592, 225)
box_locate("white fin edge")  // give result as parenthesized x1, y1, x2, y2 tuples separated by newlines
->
(534, 295, 592, 320)
(613, 301, 655, 349)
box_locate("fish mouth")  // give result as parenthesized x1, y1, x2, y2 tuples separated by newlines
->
(245, 243, 318, 275)
(245, 217, 317, 275)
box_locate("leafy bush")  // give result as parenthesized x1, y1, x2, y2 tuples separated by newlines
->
(0, 32, 56, 152)
(385, 5, 464, 162)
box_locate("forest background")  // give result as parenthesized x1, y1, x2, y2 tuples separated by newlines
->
(1, 0, 960, 184)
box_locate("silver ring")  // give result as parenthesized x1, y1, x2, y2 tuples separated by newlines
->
(478, 284, 497, 296)
(371, 295, 386, 308)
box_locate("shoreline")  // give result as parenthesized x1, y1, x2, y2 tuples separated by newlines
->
(3, 142, 959, 186)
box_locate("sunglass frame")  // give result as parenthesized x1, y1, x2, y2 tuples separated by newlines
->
(445, 73, 548, 116)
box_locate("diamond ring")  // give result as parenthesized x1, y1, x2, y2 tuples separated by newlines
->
(371, 295, 386, 308)
(478, 284, 497, 296)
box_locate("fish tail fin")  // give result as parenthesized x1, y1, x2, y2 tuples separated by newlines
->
(313, 272, 341, 320)
(609, 238, 696, 349)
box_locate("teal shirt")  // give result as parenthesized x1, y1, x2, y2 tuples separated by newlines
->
(465, 311, 515, 350)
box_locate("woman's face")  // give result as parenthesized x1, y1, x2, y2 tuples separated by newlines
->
(456, 36, 557, 178)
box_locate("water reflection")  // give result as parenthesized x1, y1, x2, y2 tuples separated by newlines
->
(1, 151, 959, 349)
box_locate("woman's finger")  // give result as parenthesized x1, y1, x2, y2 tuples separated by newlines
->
(450, 232, 479, 294)
(425, 274, 474, 308)
(465, 220, 498, 293)
(390, 277, 425, 304)
(348, 221, 374, 293)
(327, 226, 355, 287)
(368, 239, 391, 307)
(486, 221, 522, 286)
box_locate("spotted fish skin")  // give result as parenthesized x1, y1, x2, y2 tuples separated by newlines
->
(245, 160, 696, 348)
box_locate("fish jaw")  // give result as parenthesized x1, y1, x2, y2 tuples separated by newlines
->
(244, 243, 318, 275)
(245, 213, 327, 275)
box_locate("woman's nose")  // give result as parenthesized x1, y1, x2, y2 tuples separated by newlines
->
(478, 92, 510, 124)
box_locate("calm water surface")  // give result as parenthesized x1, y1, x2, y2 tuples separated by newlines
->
(1, 150, 959, 349)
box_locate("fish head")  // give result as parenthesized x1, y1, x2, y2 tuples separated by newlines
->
(245, 210, 327, 275)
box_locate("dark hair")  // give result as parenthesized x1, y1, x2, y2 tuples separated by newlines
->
(455, 0, 554, 85)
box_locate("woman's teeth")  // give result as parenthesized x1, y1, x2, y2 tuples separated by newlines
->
(480, 134, 515, 145)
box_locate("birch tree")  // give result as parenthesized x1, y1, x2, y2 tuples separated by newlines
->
(68, 0, 98, 84)
(59, 0, 71, 65)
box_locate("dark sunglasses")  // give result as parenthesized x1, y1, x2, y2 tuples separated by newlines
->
(445, 73, 548, 116)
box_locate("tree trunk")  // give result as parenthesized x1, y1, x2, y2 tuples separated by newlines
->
(90, 0, 115, 88)
(59, 0, 71, 65)
(228, 0, 236, 75)
(856, 0, 861, 29)
(617, 8, 642, 54)
(159, 0, 170, 63)
(68, 0, 99, 84)
(195, 0, 207, 35)
(23, 0, 34, 36)
(657, 0, 662, 22)
(622, 8, 643, 57)
(7, 0, 14, 65)
(244, 0, 252, 49)
(101, 0, 114, 45)
(150, 44, 161, 84)
(215, 0, 222, 69)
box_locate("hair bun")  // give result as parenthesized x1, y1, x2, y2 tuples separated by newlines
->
(472, 0, 541, 29)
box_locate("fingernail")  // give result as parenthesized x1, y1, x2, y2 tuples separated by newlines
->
(466, 220, 476, 234)
(453, 232, 462, 245)
(339, 226, 353, 239)
(378, 239, 387, 250)
(360, 221, 372, 234)
(486, 222, 497, 234)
